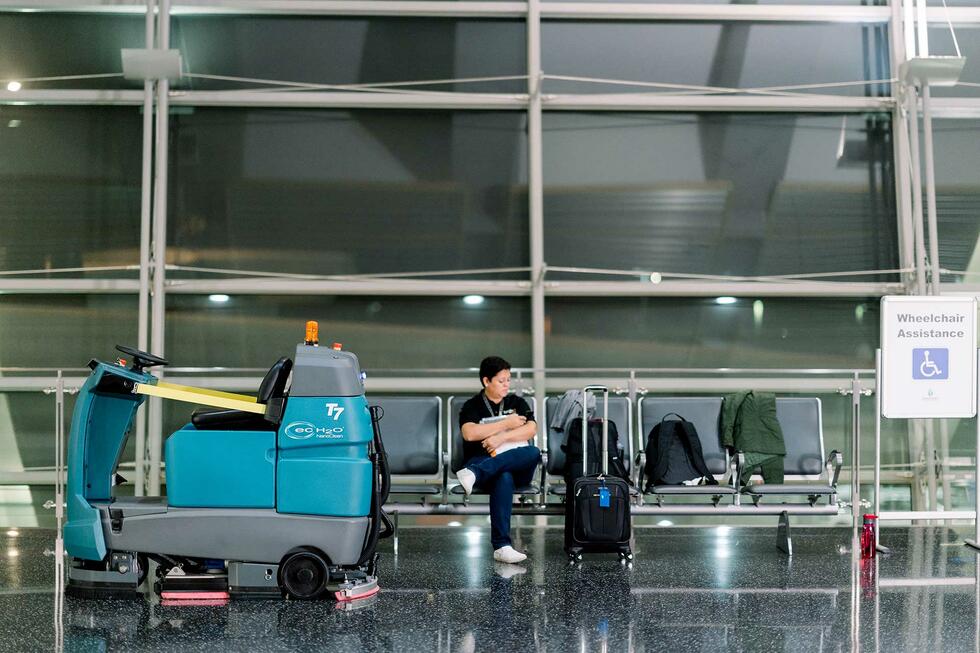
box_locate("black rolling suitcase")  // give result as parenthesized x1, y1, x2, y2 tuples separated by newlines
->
(564, 385, 633, 563)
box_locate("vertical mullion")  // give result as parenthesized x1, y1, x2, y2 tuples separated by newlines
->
(890, 0, 915, 292)
(528, 0, 546, 437)
(148, 0, 171, 496)
(135, 0, 155, 497)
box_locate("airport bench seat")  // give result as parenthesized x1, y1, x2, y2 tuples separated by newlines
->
(450, 483, 541, 496)
(448, 395, 544, 502)
(371, 396, 445, 497)
(743, 484, 836, 496)
(393, 484, 444, 495)
(544, 394, 634, 496)
(737, 397, 842, 504)
(636, 395, 841, 553)
(649, 485, 738, 496)
(638, 397, 736, 499)
(375, 391, 841, 554)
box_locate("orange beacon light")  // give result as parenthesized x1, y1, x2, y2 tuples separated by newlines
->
(305, 321, 319, 346)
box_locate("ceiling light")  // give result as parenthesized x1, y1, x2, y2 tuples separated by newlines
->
(715, 296, 737, 305)
(462, 295, 484, 306)
(208, 294, 230, 304)
(6, 81, 21, 92)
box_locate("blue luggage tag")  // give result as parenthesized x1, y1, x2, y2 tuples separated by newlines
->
(598, 485, 610, 508)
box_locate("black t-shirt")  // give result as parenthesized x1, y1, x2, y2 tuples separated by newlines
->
(458, 391, 535, 464)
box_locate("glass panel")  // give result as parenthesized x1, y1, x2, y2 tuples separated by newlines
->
(543, 113, 898, 278)
(545, 297, 879, 368)
(930, 26, 980, 96)
(888, 417, 978, 513)
(542, 23, 890, 96)
(0, 392, 73, 472)
(165, 295, 531, 370)
(0, 15, 525, 91)
(0, 14, 145, 90)
(0, 296, 138, 368)
(930, 120, 980, 284)
(0, 389, 132, 528)
(172, 17, 526, 92)
(168, 109, 528, 277)
(0, 107, 143, 274)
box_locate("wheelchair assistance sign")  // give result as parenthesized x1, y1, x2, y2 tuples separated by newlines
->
(881, 296, 977, 418)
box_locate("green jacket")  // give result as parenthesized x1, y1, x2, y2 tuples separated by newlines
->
(720, 391, 786, 456)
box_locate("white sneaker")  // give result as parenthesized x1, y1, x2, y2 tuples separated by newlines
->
(493, 546, 527, 564)
(456, 468, 476, 496)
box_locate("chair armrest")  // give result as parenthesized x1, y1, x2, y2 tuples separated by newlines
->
(736, 452, 746, 487)
(728, 456, 738, 488)
(826, 450, 843, 488)
(539, 451, 549, 505)
(635, 451, 646, 491)
(441, 452, 450, 504)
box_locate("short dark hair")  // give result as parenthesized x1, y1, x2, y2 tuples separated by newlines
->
(479, 356, 511, 387)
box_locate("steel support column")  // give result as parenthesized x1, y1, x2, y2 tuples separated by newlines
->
(889, 0, 915, 292)
(906, 87, 927, 294)
(920, 84, 941, 295)
(527, 0, 546, 441)
(851, 373, 862, 531)
(148, 0, 171, 496)
(135, 0, 155, 497)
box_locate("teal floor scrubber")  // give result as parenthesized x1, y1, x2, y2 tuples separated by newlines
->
(63, 322, 392, 601)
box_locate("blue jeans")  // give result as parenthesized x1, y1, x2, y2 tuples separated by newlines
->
(465, 446, 542, 550)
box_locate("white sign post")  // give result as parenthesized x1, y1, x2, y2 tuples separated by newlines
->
(881, 296, 977, 419)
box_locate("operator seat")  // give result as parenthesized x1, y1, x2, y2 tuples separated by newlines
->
(191, 357, 293, 431)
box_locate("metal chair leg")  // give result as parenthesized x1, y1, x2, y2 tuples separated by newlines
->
(776, 511, 792, 555)
(394, 510, 400, 556)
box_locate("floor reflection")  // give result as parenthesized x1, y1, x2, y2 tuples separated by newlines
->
(0, 526, 978, 652)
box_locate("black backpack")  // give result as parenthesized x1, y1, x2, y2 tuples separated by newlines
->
(643, 413, 717, 490)
(562, 418, 631, 483)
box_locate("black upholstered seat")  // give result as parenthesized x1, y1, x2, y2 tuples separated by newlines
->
(639, 397, 731, 495)
(448, 396, 541, 498)
(369, 396, 444, 495)
(545, 394, 632, 495)
(191, 357, 293, 431)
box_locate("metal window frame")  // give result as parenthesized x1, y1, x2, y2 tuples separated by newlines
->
(2, 1, 980, 23)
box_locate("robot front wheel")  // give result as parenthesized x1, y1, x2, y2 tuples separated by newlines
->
(278, 548, 331, 600)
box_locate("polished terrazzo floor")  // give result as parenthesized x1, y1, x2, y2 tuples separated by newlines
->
(0, 525, 977, 652)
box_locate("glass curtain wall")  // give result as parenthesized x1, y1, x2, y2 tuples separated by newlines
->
(0, 5, 978, 525)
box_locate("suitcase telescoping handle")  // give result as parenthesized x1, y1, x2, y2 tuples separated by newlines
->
(581, 385, 609, 477)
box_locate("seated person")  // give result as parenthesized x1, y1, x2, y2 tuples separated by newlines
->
(456, 356, 541, 564)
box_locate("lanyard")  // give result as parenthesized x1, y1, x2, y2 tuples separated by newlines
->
(482, 391, 503, 417)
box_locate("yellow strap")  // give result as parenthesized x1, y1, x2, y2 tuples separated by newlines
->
(134, 383, 266, 414)
(155, 381, 257, 403)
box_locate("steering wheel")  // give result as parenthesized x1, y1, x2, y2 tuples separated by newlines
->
(115, 345, 170, 373)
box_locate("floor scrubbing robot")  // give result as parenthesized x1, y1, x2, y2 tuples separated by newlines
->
(63, 322, 392, 601)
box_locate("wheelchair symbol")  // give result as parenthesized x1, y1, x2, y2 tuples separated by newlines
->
(919, 351, 942, 378)
(912, 348, 949, 380)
